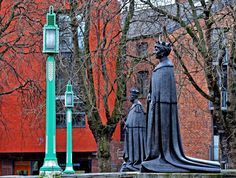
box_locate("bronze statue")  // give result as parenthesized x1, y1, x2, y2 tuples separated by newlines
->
(120, 88, 146, 172)
(141, 41, 221, 173)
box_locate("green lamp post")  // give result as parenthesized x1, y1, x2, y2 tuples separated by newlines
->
(64, 81, 75, 174)
(40, 6, 61, 174)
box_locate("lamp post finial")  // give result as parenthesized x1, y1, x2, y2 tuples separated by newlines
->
(49, 6, 54, 14)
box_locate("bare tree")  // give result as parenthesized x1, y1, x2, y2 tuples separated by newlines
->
(56, 0, 135, 172)
(0, 0, 45, 131)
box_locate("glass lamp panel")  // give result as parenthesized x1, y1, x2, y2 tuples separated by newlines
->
(66, 94, 73, 106)
(46, 29, 56, 49)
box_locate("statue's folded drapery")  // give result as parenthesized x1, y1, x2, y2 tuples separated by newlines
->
(141, 58, 221, 173)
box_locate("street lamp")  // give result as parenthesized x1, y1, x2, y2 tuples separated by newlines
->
(65, 82, 74, 107)
(43, 6, 59, 53)
(40, 6, 61, 174)
(64, 81, 75, 174)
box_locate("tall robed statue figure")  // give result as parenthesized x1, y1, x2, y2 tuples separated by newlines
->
(141, 41, 221, 173)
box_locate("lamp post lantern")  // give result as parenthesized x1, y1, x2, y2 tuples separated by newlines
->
(64, 81, 75, 174)
(40, 6, 61, 174)
(43, 6, 59, 54)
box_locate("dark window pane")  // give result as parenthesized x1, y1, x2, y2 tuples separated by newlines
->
(56, 13, 86, 126)
(136, 42, 148, 57)
(209, 28, 228, 111)
(72, 112, 86, 127)
(2, 160, 13, 175)
(56, 96, 86, 128)
(221, 90, 227, 110)
(136, 71, 149, 96)
(221, 65, 227, 89)
(58, 14, 84, 52)
(211, 28, 228, 65)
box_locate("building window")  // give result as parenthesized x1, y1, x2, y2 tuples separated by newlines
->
(221, 90, 227, 111)
(57, 13, 85, 94)
(14, 161, 30, 175)
(210, 135, 219, 161)
(211, 28, 228, 65)
(136, 42, 148, 58)
(209, 117, 220, 161)
(56, 13, 86, 127)
(77, 15, 85, 50)
(56, 75, 66, 96)
(58, 14, 85, 53)
(193, 0, 209, 7)
(154, 0, 175, 6)
(30, 161, 39, 175)
(121, 0, 176, 10)
(2, 160, 13, 175)
(209, 66, 228, 110)
(136, 71, 149, 96)
(209, 29, 228, 111)
(58, 14, 72, 53)
(56, 95, 86, 128)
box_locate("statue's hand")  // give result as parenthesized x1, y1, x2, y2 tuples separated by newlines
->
(147, 93, 151, 102)
(124, 124, 128, 133)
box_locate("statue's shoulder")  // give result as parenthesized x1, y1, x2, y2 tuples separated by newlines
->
(134, 101, 144, 113)
(153, 59, 173, 72)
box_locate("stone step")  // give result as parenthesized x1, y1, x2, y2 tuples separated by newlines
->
(1, 170, 236, 178)
(61, 170, 236, 178)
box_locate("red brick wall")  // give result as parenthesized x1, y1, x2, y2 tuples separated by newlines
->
(170, 27, 213, 159)
(91, 158, 98, 173)
(110, 141, 124, 171)
(0, 0, 121, 154)
(91, 140, 123, 172)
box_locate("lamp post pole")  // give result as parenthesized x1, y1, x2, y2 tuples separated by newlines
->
(40, 6, 61, 174)
(64, 81, 75, 174)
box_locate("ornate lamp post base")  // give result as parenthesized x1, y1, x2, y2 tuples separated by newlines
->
(40, 170, 62, 177)
(40, 160, 62, 173)
(40, 160, 62, 177)
(64, 166, 75, 174)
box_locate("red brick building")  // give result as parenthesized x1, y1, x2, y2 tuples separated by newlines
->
(0, 0, 227, 175)
(0, 0, 122, 175)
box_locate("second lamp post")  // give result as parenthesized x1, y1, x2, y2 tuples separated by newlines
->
(64, 81, 75, 174)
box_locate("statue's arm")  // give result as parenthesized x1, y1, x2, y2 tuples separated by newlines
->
(147, 93, 151, 102)
(134, 104, 144, 113)
(147, 76, 152, 100)
(146, 78, 152, 117)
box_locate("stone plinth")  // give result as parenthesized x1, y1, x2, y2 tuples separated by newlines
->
(62, 170, 236, 178)
(0, 170, 235, 178)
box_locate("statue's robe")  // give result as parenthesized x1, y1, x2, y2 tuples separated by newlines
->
(141, 58, 221, 173)
(120, 99, 146, 172)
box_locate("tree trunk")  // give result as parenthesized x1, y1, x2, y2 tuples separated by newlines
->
(227, 135, 236, 168)
(226, 63, 236, 168)
(97, 135, 111, 172)
(226, 1, 236, 168)
(219, 132, 228, 168)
